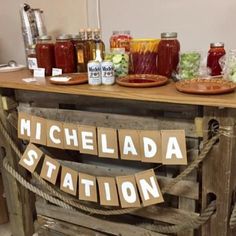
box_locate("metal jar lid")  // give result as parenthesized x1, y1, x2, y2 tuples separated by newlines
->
(161, 32, 178, 38)
(56, 34, 72, 40)
(38, 35, 52, 41)
(210, 42, 224, 48)
(71, 34, 80, 40)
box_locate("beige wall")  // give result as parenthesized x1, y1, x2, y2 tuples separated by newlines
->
(1, 0, 236, 64)
(0, 0, 86, 64)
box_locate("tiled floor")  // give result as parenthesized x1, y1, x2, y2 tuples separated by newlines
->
(0, 223, 11, 236)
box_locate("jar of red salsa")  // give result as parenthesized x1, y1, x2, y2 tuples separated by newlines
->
(110, 31, 132, 52)
(55, 34, 76, 73)
(36, 35, 55, 76)
(157, 32, 180, 78)
(207, 42, 226, 76)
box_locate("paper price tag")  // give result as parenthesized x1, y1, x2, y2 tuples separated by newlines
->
(33, 68, 45, 78)
(52, 68, 62, 76)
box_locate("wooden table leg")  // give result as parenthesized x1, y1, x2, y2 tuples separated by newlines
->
(201, 107, 236, 236)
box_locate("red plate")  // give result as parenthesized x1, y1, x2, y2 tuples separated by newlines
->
(116, 74, 168, 88)
(48, 73, 88, 85)
(175, 78, 236, 95)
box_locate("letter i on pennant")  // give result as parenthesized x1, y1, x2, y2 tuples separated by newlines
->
(19, 143, 43, 173)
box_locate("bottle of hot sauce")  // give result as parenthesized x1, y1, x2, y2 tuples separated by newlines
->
(36, 35, 55, 76)
(207, 42, 226, 76)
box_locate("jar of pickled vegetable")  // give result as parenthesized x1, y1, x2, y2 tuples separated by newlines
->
(36, 35, 55, 76)
(55, 34, 76, 73)
(130, 39, 159, 74)
(157, 32, 180, 78)
(207, 42, 226, 76)
(110, 31, 132, 52)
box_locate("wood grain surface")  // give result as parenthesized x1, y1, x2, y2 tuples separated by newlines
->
(1, 69, 236, 108)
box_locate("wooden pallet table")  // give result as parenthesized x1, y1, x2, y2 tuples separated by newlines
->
(0, 69, 236, 236)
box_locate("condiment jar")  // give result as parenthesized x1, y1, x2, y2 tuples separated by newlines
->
(157, 32, 180, 78)
(26, 45, 38, 73)
(110, 30, 132, 52)
(207, 42, 226, 76)
(36, 35, 55, 76)
(55, 34, 76, 73)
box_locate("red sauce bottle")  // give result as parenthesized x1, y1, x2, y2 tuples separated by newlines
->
(55, 34, 76, 74)
(36, 35, 55, 76)
(157, 32, 180, 78)
(207, 42, 226, 76)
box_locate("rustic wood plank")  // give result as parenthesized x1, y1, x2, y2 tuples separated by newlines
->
(1, 96, 17, 111)
(0, 94, 34, 236)
(36, 201, 167, 236)
(201, 108, 236, 236)
(37, 215, 108, 236)
(178, 149, 198, 236)
(1, 69, 236, 108)
(132, 205, 199, 225)
(0, 173, 8, 224)
(18, 105, 197, 137)
(59, 160, 199, 200)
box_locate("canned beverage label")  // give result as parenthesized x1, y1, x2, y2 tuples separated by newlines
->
(87, 60, 102, 85)
(101, 61, 115, 85)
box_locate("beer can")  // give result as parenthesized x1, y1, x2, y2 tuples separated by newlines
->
(101, 60, 115, 85)
(87, 60, 101, 85)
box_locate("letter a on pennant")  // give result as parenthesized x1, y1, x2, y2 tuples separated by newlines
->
(19, 143, 43, 173)
(161, 130, 187, 165)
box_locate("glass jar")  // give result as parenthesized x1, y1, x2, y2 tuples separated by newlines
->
(55, 34, 76, 73)
(225, 49, 236, 82)
(35, 35, 55, 76)
(26, 45, 38, 73)
(105, 49, 129, 77)
(130, 39, 159, 74)
(110, 30, 132, 52)
(157, 32, 180, 78)
(207, 42, 226, 76)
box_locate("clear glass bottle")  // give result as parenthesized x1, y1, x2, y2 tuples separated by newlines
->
(93, 28, 105, 62)
(36, 35, 55, 76)
(75, 29, 89, 72)
(85, 28, 95, 62)
(157, 32, 180, 78)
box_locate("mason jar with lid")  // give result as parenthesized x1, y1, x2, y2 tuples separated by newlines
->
(27, 45, 38, 73)
(55, 34, 75, 73)
(110, 30, 132, 52)
(157, 32, 180, 78)
(36, 35, 55, 76)
(207, 42, 226, 76)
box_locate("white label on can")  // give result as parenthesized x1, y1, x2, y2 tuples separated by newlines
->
(28, 57, 38, 70)
(101, 63, 115, 85)
(88, 62, 101, 85)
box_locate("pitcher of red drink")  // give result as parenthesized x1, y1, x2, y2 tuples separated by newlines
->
(130, 39, 160, 74)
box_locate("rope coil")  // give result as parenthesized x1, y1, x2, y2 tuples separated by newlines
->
(0, 117, 222, 233)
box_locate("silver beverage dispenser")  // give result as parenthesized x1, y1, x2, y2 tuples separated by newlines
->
(20, 3, 47, 67)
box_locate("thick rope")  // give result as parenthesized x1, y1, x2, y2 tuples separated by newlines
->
(139, 200, 216, 234)
(230, 203, 236, 229)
